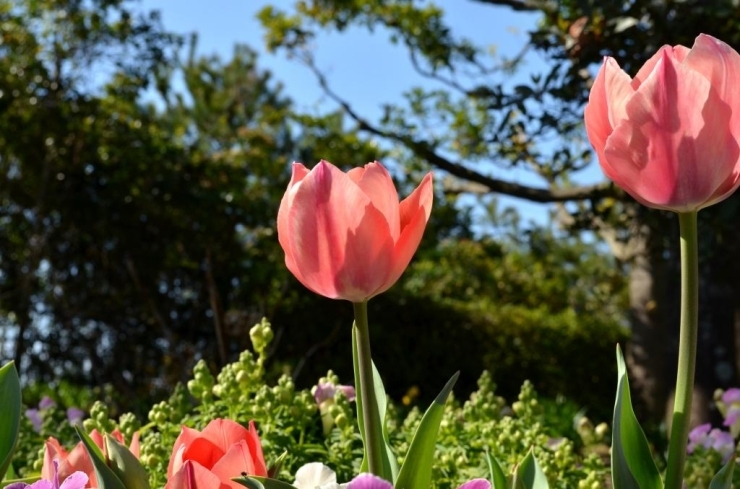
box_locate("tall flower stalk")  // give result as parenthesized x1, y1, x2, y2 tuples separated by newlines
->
(277, 160, 433, 479)
(584, 34, 740, 488)
(664, 211, 699, 488)
(352, 301, 384, 476)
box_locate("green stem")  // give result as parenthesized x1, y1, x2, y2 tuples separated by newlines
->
(353, 301, 384, 476)
(664, 210, 699, 489)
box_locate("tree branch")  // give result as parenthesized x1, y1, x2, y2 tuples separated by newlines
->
(303, 54, 615, 204)
(469, 0, 545, 12)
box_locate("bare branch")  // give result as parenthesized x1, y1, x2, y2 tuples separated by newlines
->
(469, 0, 546, 12)
(303, 54, 615, 204)
(204, 249, 227, 367)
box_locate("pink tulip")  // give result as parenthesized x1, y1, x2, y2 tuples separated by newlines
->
(584, 34, 740, 212)
(41, 429, 139, 488)
(277, 160, 433, 302)
(166, 419, 267, 489)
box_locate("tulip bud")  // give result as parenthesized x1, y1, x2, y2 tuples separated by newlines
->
(277, 160, 433, 302)
(585, 34, 740, 212)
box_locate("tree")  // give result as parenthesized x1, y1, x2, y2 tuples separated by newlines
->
(0, 0, 306, 407)
(0, 0, 629, 418)
(258, 0, 740, 421)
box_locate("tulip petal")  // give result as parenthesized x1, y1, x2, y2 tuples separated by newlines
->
(129, 432, 140, 459)
(245, 421, 267, 476)
(63, 443, 95, 482)
(350, 162, 401, 240)
(584, 57, 634, 181)
(42, 439, 68, 481)
(210, 439, 264, 488)
(633, 45, 689, 87)
(605, 50, 739, 210)
(399, 172, 433, 228)
(168, 426, 205, 477)
(684, 34, 740, 134)
(278, 163, 311, 274)
(287, 161, 395, 302)
(385, 172, 433, 289)
(165, 460, 228, 489)
(183, 437, 225, 471)
(198, 419, 253, 454)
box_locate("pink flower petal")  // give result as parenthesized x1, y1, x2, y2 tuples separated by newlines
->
(605, 50, 739, 211)
(287, 161, 395, 301)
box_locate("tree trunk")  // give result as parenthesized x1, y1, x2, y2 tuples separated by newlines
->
(624, 209, 739, 426)
(623, 217, 669, 420)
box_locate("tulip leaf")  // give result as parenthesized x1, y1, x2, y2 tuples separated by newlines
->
(352, 324, 398, 482)
(611, 345, 663, 489)
(395, 371, 459, 489)
(511, 449, 549, 489)
(267, 451, 288, 479)
(105, 435, 150, 489)
(709, 454, 736, 489)
(0, 361, 21, 483)
(232, 476, 297, 489)
(485, 451, 507, 489)
(74, 426, 126, 489)
(233, 476, 264, 489)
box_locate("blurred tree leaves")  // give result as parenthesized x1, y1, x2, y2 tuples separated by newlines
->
(0, 0, 630, 417)
(257, 0, 740, 421)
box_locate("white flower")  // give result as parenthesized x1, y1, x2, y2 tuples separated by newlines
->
(293, 462, 348, 489)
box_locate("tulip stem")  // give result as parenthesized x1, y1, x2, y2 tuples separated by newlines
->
(353, 301, 385, 478)
(665, 210, 699, 489)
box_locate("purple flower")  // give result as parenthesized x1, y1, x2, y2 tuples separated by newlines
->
(66, 408, 84, 425)
(722, 388, 740, 404)
(38, 396, 56, 410)
(723, 405, 740, 427)
(345, 474, 491, 489)
(347, 474, 393, 489)
(458, 480, 492, 489)
(3, 460, 88, 489)
(687, 423, 735, 462)
(25, 408, 43, 433)
(314, 383, 356, 404)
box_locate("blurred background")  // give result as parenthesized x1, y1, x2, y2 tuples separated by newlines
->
(2, 0, 740, 427)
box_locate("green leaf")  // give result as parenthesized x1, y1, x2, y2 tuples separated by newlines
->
(233, 476, 264, 489)
(105, 435, 150, 489)
(511, 449, 549, 489)
(352, 323, 398, 482)
(485, 451, 507, 489)
(611, 345, 663, 489)
(74, 426, 126, 489)
(709, 454, 736, 489)
(0, 361, 21, 483)
(267, 451, 288, 479)
(395, 371, 459, 489)
(232, 476, 297, 489)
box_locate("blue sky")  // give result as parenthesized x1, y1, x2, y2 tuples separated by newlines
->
(140, 0, 603, 228)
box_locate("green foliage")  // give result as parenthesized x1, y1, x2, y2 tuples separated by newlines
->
(8, 319, 611, 488)
(708, 455, 736, 489)
(394, 372, 458, 489)
(0, 361, 21, 482)
(611, 346, 662, 489)
(0, 0, 633, 431)
(75, 427, 127, 489)
(393, 230, 628, 419)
